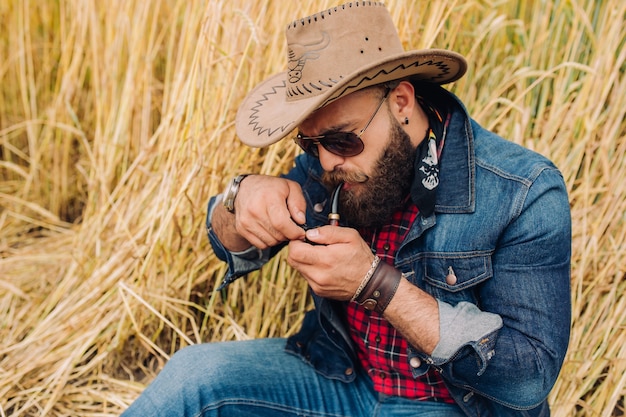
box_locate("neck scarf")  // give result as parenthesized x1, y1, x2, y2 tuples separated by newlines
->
(410, 97, 451, 217)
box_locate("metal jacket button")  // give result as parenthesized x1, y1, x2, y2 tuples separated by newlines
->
(445, 266, 457, 285)
(409, 357, 421, 368)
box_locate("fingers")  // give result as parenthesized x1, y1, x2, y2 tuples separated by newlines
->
(237, 207, 301, 248)
(287, 229, 375, 300)
(286, 180, 307, 225)
(303, 224, 354, 246)
(233, 175, 306, 248)
(290, 226, 367, 264)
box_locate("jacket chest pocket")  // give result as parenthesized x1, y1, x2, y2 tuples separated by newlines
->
(420, 254, 493, 305)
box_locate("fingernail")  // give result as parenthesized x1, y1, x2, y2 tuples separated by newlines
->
(306, 228, 319, 239)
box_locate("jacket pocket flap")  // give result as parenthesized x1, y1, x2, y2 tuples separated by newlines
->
(423, 255, 492, 292)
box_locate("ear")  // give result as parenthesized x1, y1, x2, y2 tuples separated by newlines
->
(388, 80, 416, 122)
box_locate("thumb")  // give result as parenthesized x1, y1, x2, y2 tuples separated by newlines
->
(305, 225, 352, 245)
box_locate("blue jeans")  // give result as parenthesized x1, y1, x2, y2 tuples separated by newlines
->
(122, 338, 466, 417)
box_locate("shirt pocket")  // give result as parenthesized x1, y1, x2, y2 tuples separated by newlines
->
(421, 254, 493, 305)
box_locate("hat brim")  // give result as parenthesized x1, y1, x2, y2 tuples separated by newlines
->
(235, 49, 467, 148)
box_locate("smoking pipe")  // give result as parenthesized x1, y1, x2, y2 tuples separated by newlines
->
(300, 182, 342, 244)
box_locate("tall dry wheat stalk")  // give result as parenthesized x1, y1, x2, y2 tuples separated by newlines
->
(0, 0, 624, 415)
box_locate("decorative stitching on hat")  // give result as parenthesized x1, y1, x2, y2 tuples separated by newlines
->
(287, 2, 385, 29)
(247, 80, 293, 138)
(287, 77, 342, 98)
(321, 58, 457, 106)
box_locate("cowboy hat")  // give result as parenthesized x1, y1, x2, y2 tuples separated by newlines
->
(235, 1, 467, 148)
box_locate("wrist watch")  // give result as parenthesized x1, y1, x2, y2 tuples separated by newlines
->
(222, 174, 250, 213)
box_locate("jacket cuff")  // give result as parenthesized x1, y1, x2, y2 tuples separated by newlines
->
(430, 301, 503, 375)
(205, 195, 270, 289)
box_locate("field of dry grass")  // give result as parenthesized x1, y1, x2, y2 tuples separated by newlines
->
(1, 0, 624, 415)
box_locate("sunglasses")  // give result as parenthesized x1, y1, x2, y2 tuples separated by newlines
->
(294, 87, 391, 158)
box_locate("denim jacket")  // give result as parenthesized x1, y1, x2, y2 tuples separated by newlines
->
(206, 91, 571, 417)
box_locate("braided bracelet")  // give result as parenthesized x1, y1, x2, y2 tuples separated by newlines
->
(354, 261, 403, 314)
(351, 256, 380, 302)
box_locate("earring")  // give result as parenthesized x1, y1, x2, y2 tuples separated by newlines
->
(404, 116, 409, 125)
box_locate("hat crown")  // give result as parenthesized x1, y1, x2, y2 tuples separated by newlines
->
(285, 2, 403, 102)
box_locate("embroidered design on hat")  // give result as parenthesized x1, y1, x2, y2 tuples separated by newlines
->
(287, 32, 330, 84)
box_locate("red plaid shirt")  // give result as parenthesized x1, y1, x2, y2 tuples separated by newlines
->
(345, 200, 455, 402)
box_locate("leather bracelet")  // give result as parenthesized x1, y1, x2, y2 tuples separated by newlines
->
(354, 261, 403, 314)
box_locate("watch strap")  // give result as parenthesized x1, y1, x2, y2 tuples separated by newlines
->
(223, 174, 250, 213)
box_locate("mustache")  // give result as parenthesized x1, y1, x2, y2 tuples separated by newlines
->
(322, 170, 369, 187)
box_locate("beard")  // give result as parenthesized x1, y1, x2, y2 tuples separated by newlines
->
(322, 119, 417, 228)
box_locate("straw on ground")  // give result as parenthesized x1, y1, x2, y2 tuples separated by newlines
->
(0, 1, 624, 415)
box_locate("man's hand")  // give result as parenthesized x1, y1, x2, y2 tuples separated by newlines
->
(287, 225, 376, 300)
(289, 224, 440, 354)
(212, 175, 307, 251)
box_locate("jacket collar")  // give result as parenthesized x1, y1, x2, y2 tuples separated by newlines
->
(421, 89, 476, 214)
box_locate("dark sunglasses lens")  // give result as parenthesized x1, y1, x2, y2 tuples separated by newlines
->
(295, 133, 364, 157)
(296, 136, 319, 157)
(322, 133, 364, 157)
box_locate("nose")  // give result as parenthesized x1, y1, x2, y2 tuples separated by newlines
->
(317, 144, 346, 172)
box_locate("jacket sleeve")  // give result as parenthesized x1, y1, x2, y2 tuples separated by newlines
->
(205, 194, 273, 289)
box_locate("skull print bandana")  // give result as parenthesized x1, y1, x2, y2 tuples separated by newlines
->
(410, 97, 450, 217)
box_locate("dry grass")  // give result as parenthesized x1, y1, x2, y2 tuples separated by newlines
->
(0, 0, 624, 415)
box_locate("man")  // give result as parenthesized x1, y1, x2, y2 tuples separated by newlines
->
(122, 2, 571, 416)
